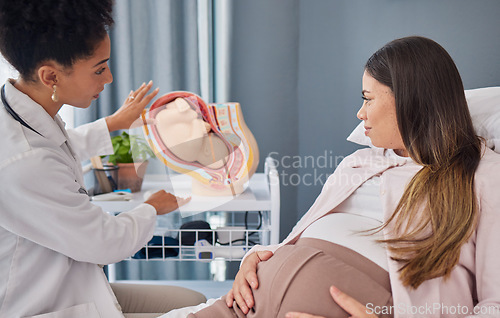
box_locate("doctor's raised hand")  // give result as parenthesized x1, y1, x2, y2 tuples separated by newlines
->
(105, 80, 160, 132)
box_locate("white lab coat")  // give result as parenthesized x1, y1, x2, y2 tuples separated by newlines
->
(0, 80, 157, 317)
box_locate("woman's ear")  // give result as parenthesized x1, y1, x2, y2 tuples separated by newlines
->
(37, 63, 60, 88)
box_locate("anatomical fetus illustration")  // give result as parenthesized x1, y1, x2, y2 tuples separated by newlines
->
(142, 91, 259, 196)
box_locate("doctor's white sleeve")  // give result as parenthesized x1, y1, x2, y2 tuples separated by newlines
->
(0, 147, 156, 265)
(66, 118, 113, 161)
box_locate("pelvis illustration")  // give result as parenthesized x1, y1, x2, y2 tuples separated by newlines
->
(142, 91, 259, 196)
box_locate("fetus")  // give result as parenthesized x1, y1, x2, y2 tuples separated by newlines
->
(155, 98, 229, 169)
(142, 92, 259, 196)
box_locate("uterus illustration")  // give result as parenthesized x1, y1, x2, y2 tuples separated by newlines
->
(142, 91, 259, 196)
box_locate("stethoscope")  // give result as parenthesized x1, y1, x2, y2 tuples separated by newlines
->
(1, 84, 42, 136)
(1, 84, 89, 196)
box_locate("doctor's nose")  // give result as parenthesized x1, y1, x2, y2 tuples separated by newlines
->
(105, 70, 113, 85)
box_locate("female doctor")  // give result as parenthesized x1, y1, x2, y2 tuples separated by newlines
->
(0, 0, 205, 317)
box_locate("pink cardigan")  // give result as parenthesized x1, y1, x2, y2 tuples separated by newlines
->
(247, 147, 500, 317)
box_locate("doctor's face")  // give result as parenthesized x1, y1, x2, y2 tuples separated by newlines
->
(357, 71, 407, 155)
(56, 34, 113, 108)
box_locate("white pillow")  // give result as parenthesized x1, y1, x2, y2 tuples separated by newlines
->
(347, 87, 500, 153)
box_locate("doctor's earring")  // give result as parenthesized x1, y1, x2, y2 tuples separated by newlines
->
(51, 84, 59, 102)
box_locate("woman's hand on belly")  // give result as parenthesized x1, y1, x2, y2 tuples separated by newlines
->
(286, 285, 379, 318)
(225, 250, 274, 314)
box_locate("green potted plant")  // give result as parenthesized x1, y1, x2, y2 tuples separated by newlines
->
(105, 131, 154, 192)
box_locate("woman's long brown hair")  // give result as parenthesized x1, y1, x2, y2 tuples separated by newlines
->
(365, 36, 482, 288)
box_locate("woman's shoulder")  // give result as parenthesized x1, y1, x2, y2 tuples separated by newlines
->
(476, 148, 500, 175)
(340, 147, 411, 169)
(475, 147, 500, 196)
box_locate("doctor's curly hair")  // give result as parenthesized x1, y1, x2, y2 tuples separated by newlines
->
(0, 0, 114, 80)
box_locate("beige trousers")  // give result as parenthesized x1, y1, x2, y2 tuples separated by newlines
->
(189, 238, 393, 318)
(111, 283, 207, 318)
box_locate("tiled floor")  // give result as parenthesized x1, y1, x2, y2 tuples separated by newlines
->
(117, 280, 234, 300)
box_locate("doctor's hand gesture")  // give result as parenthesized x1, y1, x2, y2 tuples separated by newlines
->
(286, 286, 379, 318)
(105, 81, 160, 132)
(144, 190, 190, 215)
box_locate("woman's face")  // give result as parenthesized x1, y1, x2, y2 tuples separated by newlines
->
(357, 71, 407, 155)
(57, 34, 113, 108)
